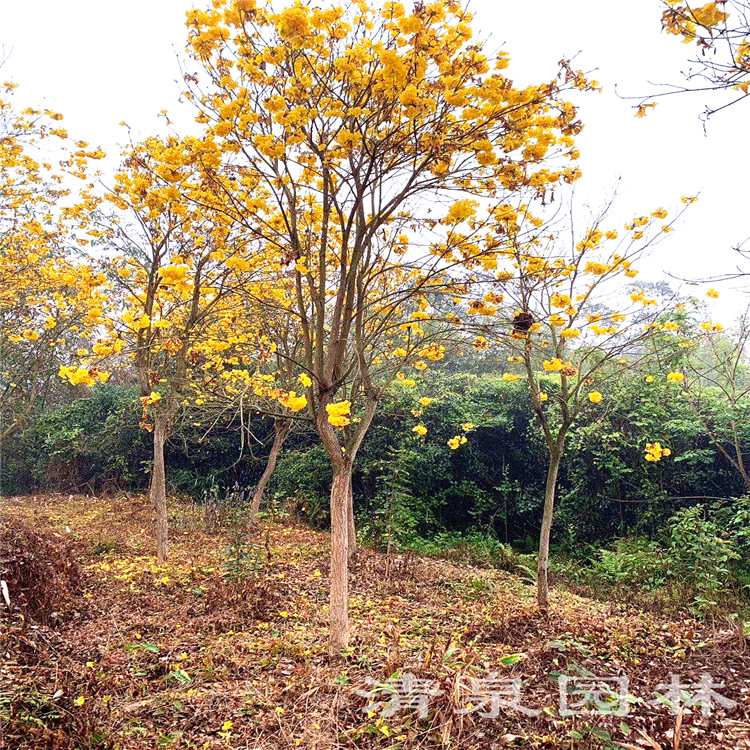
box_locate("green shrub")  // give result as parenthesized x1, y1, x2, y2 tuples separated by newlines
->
(405, 531, 536, 579)
(589, 538, 666, 590)
(662, 505, 740, 611)
(2, 385, 150, 493)
(561, 503, 747, 614)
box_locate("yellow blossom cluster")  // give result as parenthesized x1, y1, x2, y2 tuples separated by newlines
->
(279, 391, 308, 412)
(59, 365, 110, 387)
(645, 441, 672, 462)
(326, 400, 351, 427)
(447, 435, 468, 450)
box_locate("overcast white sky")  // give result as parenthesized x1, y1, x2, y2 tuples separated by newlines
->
(1, 0, 747, 315)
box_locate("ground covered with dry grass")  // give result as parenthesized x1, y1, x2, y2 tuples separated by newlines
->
(1, 494, 748, 749)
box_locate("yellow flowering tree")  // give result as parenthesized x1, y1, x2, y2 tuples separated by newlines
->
(473, 200, 682, 609)
(181, 0, 592, 652)
(61, 136, 270, 561)
(0, 83, 108, 442)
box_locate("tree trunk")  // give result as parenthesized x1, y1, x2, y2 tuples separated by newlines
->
(537, 444, 563, 610)
(250, 419, 290, 518)
(316, 394, 379, 656)
(329, 464, 352, 655)
(346, 472, 357, 558)
(151, 412, 169, 563)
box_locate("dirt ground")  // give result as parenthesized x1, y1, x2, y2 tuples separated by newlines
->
(1, 493, 748, 749)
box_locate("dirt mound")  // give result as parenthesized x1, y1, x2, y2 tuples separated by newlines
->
(0, 518, 82, 624)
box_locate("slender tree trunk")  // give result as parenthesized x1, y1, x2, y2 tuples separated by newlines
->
(250, 419, 290, 518)
(151, 412, 169, 563)
(346, 472, 357, 558)
(537, 443, 563, 610)
(317, 394, 378, 656)
(329, 463, 352, 654)
(730, 421, 750, 490)
(0, 419, 22, 445)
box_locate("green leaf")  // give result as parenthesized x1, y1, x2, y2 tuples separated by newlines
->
(169, 668, 192, 683)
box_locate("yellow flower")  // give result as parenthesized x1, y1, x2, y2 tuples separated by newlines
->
(645, 375, 654, 383)
(326, 400, 350, 416)
(543, 358, 564, 372)
(550, 293, 571, 309)
(666, 372, 684, 383)
(445, 199, 478, 223)
(222, 721, 233, 731)
(461, 422, 475, 432)
(706, 288, 719, 299)
(502, 373, 519, 381)
(326, 401, 351, 427)
(276, 5, 310, 42)
(280, 391, 307, 412)
(447, 435, 468, 450)
(418, 397, 433, 407)
(59, 365, 97, 387)
(588, 391, 603, 403)
(74, 696, 85, 706)
(539, 392, 549, 402)
(412, 425, 427, 437)
(392, 348, 408, 357)
(141, 391, 162, 406)
(560, 328, 580, 339)
(645, 441, 671, 462)
(585, 261, 610, 275)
